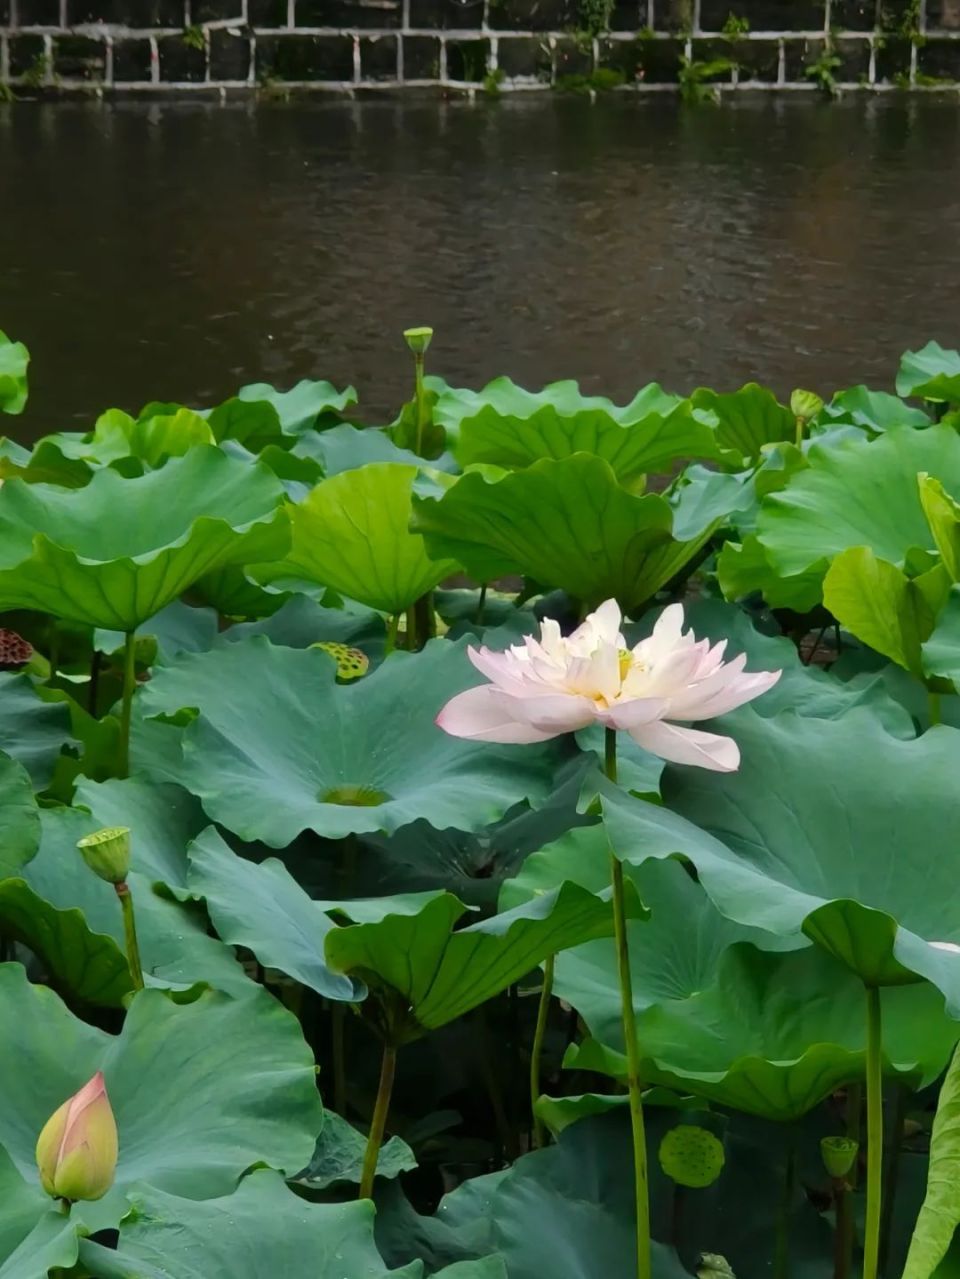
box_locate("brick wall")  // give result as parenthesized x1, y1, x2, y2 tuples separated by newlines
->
(1, 0, 959, 94)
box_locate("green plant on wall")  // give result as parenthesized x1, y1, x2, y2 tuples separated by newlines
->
(182, 25, 206, 51)
(22, 52, 51, 89)
(805, 42, 842, 96)
(721, 12, 750, 38)
(576, 0, 616, 37)
(679, 54, 734, 103)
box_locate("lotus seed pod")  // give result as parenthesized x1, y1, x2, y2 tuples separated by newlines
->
(0, 628, 33, 669)
(790, 388, 824, 423)
(658, 1125, 725, 1189)
(403, 326, 433, 355)
(77, 826, 131, 885)
(820, 1135, 859, 1179)
(36, 1071, 118, 1203)
(310, 641, 370, 682)
(697, 1253, 736, 1279)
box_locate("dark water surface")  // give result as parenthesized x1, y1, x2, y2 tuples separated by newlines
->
(3, 94, 959, 437)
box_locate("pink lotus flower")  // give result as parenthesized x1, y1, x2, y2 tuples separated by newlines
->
(437, 600, 781, 771)
(35, 1070, 118, 1203)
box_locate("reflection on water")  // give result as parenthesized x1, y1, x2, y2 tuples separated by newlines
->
(2, 94, 959, 437)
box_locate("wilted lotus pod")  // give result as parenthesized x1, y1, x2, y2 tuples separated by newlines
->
(36, 1071, 119, 1203)
(790, 388, 824, 423)
(310, 641, 369, 682)
(0, 628, 33, 669)
(77, 826, 131, 885)
(658, 1124, 726, 1189)
(403, 326, 433, 355)
(820, 1134, 859, 1179)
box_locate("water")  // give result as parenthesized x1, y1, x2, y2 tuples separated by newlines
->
(3, 94, 960, 438)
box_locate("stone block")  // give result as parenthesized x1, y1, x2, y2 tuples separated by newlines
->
(491, 0, 574, 31)
(874, 32, 910, 81)
(192, 0, 244, 18)
(296, 0, 401, 26)
(359, 31, 396, 74)
(209, 26, 250, 75)
(256, 31, 353, 76)
(608, 0, 646, 31)
(596, 35, 644, 78)
(553, 34, 592, 77)
(69, 0, 185, 23)
(927, 0, 960, 30)
(249, 0, 289, 24)
(918, 36, 960, 79)
(54, 33, 107, 77)
(657, 0, 693, 30)
(833, 35, 870, 79)
(637, 33, 680, 78)
(690, 34, 735, 76)
(408, 0, 482, 28)
(782, 33, 823, 78)
(498, 33, 551, 74)
(700, 0, 824, 30)
(8, 31, 46, 73)
(402, 32, 440, 75)
(157, 33, 207, 79)
(445, 35, 488, 77)
(112, 35, 154, 79)
(14, 0, 60, 24)
(832, 0, 875, 29)
(732, 34, 778, 79)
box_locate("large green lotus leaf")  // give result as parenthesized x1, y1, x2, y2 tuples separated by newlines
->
(601, 707, 960, 1001)
(325, 880, 636, 1040)
(897, 342, 960, 403)
(0, 447, 290, 630)
(252, 463, 459, 615)
(716, 534, 823, 612)
(822, 385, 932, 432)
(0, 331, 29, 416)
(568, 940, 958, 1120)
(922, 584, 960, 684)
(824, 548, 951, 676)
(453, 401, 718, 485)
(0, 963, 322, 1232)
(140, 637, 565, 845)
(309, 424, 458, 477)
(756, 426, 960, 587)
(412, 455, 737, 612)
(16, 802, 249, 1004)
(78, 1172, 421, 1279)
(0, 753, 41, 880)
(0, 1143, 79, 1279)
(0, 672, 77, 789)
(690, 383, 794, 466)
(238, 378, 357, 433)
(207, 396, 285, 452)
(902, 1041, 960, 1279)
(294, 1110, 417, 1190)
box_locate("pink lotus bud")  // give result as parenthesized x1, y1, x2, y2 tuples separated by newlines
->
(35, 1071, 118, 1202)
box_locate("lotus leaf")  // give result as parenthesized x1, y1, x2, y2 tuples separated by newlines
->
(690, 383, 794, 465)
(821, 385, 932, 432)
(237, 377, 357, 433)
(0, 331, 29, 416)
(0, 673, 77, 788)
(897, 342, 960, 403)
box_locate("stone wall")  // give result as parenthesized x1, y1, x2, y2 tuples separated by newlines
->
(1, 0, 959, 94)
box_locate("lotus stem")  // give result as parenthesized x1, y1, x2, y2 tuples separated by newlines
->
(358, 1041, 397, 1200)
(795, 416, 804, 448)
(118, 630, 136, 778)
(605, 727, 651, 1279)
(413, 351, 428, 456)
(530, 953, 555, 1150)
(863, 985, 884, 1279)
(841, 1082, 861, 1278)
(832, 1176, 851, 1279)
(385, 614, 400, 655)
(477, 584, 487, 626)
(928, 690, 942, 727)
(115, 881, 144, 991)
(404, 606, 417, 652)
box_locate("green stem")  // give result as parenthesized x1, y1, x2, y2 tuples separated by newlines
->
(58, 1197, 71, 1215)
(605, 727, 650, 1279)
(384, 614, 400, 656)
(115, 881, 144, 991)
(928, 689, 942, 727)
(404, 606, 417, 652)
(359, 1042, 397, 1200)
(413, 591, 435, 647)
(795, 416, 804, 448)
(863, 985, 884, 1279)
(832, 1178, 850, 1279)
(414, 353, 427, 456)
(530, 954, 555, 1150)
(119, 631, 136, 778)
(477, 583, 487, 626)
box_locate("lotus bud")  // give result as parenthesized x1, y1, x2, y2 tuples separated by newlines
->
(820, 1135, 858, 1179)
(403, 326, 433, 356)
(77, 826, 131, 885)
(36, 1071, 118, 1203)
(790, 388, 824, 423)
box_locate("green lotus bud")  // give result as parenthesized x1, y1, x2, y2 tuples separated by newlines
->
(403, 326, 433, 355)
(658, 1124, 725, 1188)
(36, 1071, 118, 1203)
(821, 1134, 859, 1179)
(77, 826, 131, 885)
(310, 641, 369, 682)
(790, 389, 824, 423)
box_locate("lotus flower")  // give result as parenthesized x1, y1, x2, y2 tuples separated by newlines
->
(437, 600, 781, 771)
(36, 1071, 118, 1202)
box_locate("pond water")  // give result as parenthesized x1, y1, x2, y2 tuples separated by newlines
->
(3, 94, 960, 437)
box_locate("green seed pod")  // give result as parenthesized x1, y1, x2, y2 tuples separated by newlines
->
(697, 1254, 736, 1279)
(403, 326, 433, 355)
(311, 641, 369, 682)
(790, 388, 824, 423)
(820, 1135, 859, 1179)
(658, 1124, 725, 1189)
(77, 826, 131, 885)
